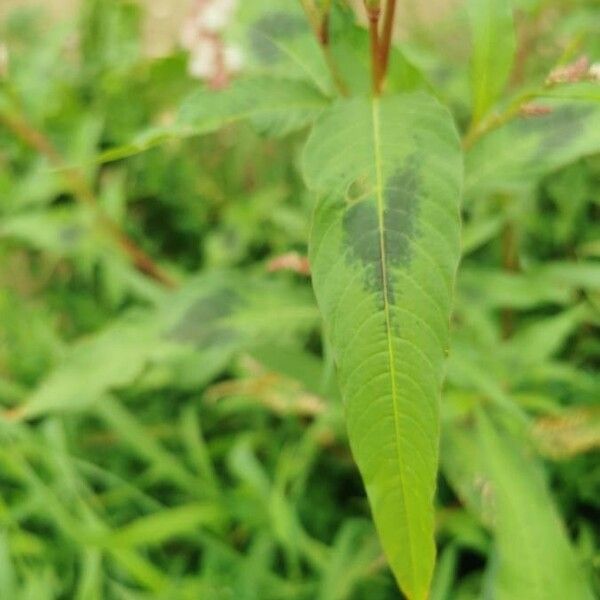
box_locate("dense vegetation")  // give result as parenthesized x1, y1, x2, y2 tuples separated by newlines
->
(0, 0, 599, 598)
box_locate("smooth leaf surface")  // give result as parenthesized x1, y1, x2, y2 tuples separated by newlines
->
(231, 2, 425, 97)
(305, 94, 462, 599)
(231, 1, 331, 93)
(15, 273, 318, 420)
(466, 99, 600, 196)
(467, 0, 516, 123)
(476, 410, 595, 600)
(99, 77, 328, 162)
(107, 504, 225, 548)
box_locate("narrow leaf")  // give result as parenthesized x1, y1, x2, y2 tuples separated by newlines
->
(304, 94, 462, 599)
(476, 410, 595, 600)
(99, 77, 328, 162)
(108, 504, 224, 547)
(467, 0, 516, 123)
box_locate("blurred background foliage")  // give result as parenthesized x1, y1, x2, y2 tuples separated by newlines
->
(0, 0, 599, 598)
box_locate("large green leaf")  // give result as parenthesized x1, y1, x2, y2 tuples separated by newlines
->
(476, 410, 595, 600)
(466, 98, 600, 196)
(304, 94, 462, 599)
(467, 0, 516, 124)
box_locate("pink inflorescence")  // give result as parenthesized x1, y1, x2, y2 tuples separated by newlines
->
(180, 0, 244, 88)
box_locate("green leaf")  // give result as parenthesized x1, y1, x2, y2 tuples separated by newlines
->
(440, 403, 495, 527)
(232, 2, 425, 97)
(457, 266, 577, 309)
(99, 77, 328, 162)
(231, 1, 332, 93)
(304, 94, 462, 599)
(467, 0, 516, 124)
(178, 77, 327, 137)
(0, 207, 94, 256)
(466, 99, 600, 196)
(476, 410, 595, 600)
(317, 521, 380, 600)
(502, 304, 588, 368)
(430, 543, 459, 600)
(327, 5, 426, 96)
(14, 273, 318, 420)
(541, 82, 600, 102)
(107, 504, 225, 548)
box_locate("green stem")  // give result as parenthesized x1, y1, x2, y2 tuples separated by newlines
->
(300, 0, 349, 96)
(462, 89, 538, 149)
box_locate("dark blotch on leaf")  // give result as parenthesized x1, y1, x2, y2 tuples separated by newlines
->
(516, 105, 595, 161)
(166, 289, 243, 348)
(383, 156, 421, 271)
(249, 12, 307, 65)
(344, 200, 381, 290)
(343, 156, 422, 303)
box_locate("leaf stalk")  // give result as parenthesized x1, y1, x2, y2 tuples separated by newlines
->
(300, 0, 349, 96)
(365, 0, 397, 96)
(365, 3, 383, 95)
(379, 0, 397, 76)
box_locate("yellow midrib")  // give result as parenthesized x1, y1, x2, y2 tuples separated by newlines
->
(371, 97, 420, 597)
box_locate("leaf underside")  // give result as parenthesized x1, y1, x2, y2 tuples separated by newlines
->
(304, 94, 462, 600)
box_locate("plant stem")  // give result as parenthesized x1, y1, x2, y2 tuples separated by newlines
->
(379, 0, 397, 77)
(0, 108, 178, 288)
(365, 2, 382, 95)
(462, 89, 537, 149)
(300, 0, 349, 96)
(463, 48, 579, 149)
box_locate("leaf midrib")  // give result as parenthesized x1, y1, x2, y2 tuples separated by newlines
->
(371, 97, 419, 594)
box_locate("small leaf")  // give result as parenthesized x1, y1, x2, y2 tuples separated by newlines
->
(502, 304, 588, 367)
(107, 504, 225, 548)
(467, 0, 516, 123)
(305, 94, 462, 599)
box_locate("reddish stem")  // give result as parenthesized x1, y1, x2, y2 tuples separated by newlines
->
(379, 0, 397, 77)
(366, 5, 382, 95)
